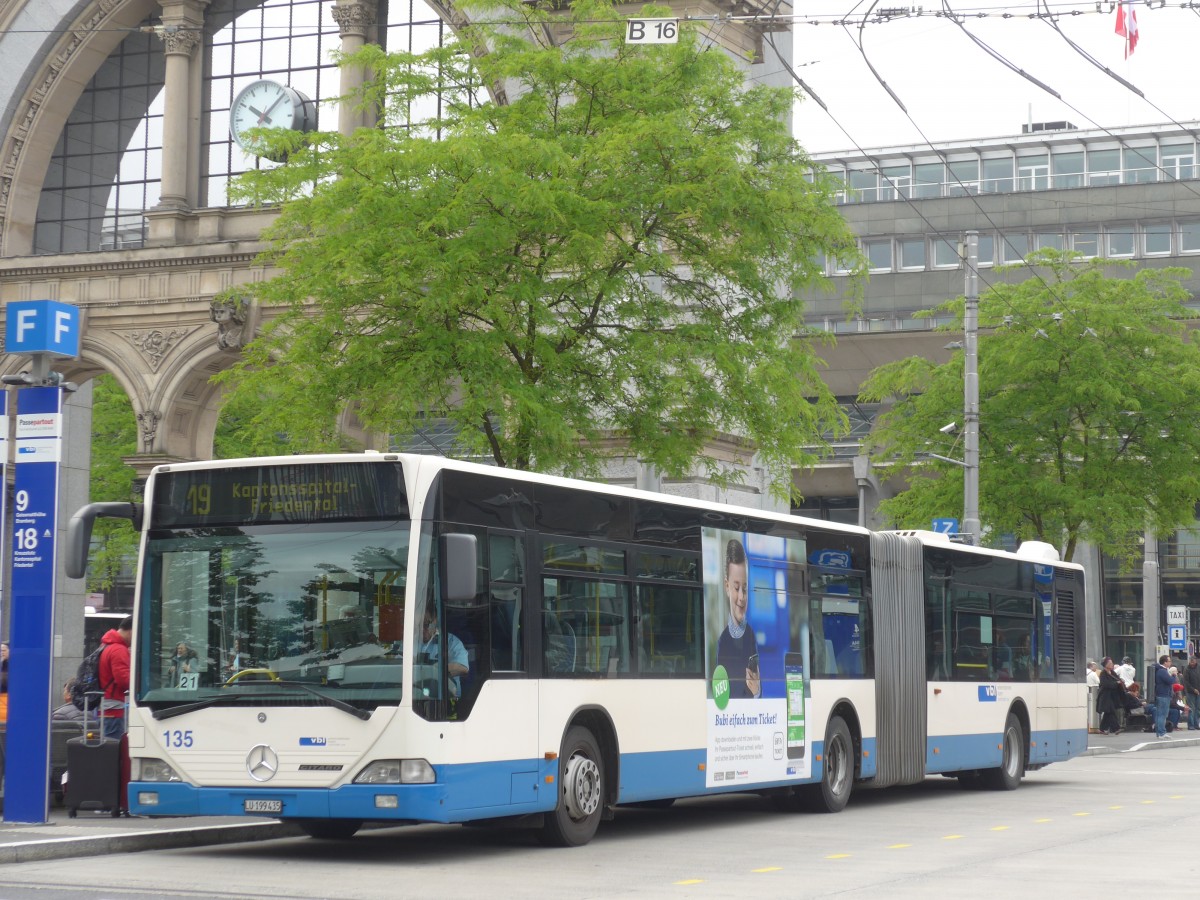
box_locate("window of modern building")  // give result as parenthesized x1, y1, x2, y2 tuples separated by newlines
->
(847, 169, 878, 203)
(1106, 226, 1135, 256)
(982, 157, 1013, 193)
(865, 239, 893, 271)
(1051, 150, 1085, 189)
(1181, 221, 1200, 252)
(978, 233, 995, 266)
(899, 238, 926, 269)
(1036, 232, 1064, 252)
(1016, 153, 1049, 191)
(1143, 222, 1173, 255)
(1123, 145, 1158, 183)
(1001, 233, 1029, 263)
(914, 162, 945, 199)
(933, 237, 959, 267)
(1161, 143, 1195, 180)
(1070, 230, 1100, 257)
(1087, 148, 1121, 185)
(879, 164, 911, 201)
(946, 159, 980, 196)
(793, 497, 859, 526)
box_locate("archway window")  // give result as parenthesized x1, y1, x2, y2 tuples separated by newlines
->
(34, 25, 164, 254)
(34, 0, 456, 253)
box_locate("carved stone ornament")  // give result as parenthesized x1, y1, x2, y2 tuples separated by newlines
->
(161, 27, 202, 56)
(210, 294, 249, 351)
(121, 327, 193, 372)
(137, 410, 162, 452)
(332, 2, 377, 36)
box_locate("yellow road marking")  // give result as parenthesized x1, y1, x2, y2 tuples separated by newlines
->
(1035, 818, 1052, 823)
(674, 879, 704, 885)
(1141, 800, 1155, 805)
(1170, 795, 1184, 799)
(942, 835, 963, 840)
(1072, 812, 1090, 817)
(826, 854, 851, 859)
(990, 826, 1010, 831)
(1109, 805, 1123, 810)
(888, 843, 912, 849)
(752, 867, 782, 873)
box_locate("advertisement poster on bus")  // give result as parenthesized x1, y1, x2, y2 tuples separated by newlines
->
(703, 527, 812, 788)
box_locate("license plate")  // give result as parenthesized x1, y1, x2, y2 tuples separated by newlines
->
(244, 799, 283, 814)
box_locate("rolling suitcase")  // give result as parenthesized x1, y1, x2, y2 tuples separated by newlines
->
(65, 693, 122, 818)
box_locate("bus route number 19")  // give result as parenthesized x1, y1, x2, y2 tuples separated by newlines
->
(626, 18, 678, 44)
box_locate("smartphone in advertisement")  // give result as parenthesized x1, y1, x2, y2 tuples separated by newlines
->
(785, 651, 805, 759)
(747, 653, 759, 676)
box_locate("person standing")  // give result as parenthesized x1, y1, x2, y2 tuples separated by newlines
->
(1096, 657, 1126, 735)
(1152, 654, 1175, 740)
(98, 616, 132, 739)
(1185, 656, 1200, 731)
(1086, 659, 1101, 688)
(1116, 656, 1136, 686)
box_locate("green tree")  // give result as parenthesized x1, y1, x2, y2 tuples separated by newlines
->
(86, 375, 139, 591)
(859, 251, 1200, 564)
(218, 0, 862, 496)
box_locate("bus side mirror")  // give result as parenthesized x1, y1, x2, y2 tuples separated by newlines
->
(65, 502, 142, 579)
(440, 533, 478, 602)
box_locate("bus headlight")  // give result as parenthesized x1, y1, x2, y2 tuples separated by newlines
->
(354, 759, 435, 784)
(134, 758, 183, 782)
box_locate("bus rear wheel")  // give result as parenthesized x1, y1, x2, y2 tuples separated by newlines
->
(980, 713, 1025, 791)
(803, 714, 853, 813)
(297, 818, 362, 840)
(538, 725, 605, 847)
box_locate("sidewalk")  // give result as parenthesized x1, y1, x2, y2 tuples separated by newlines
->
(0, 809, 301, 865)
(1, 730, 1196, 864)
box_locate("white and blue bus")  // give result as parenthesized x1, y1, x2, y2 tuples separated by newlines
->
(66, 453, 1087, 845)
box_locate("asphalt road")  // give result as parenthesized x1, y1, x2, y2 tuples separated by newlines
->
(1, 744, 1196, 899)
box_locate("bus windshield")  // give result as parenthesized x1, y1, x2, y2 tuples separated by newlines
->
(137, 520, 410, 713)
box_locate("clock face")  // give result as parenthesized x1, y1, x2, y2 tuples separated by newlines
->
(229, 80, 312, 154)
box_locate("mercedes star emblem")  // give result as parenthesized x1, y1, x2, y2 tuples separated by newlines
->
(246, 744, 279, 782)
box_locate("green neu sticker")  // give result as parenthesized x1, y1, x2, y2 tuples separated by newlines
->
(712, 664, 731, 710)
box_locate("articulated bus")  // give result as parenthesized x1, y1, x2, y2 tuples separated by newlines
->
(66, 453, 1087, 845)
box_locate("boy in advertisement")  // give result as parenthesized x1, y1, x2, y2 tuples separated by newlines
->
(716, 538, 761, 699)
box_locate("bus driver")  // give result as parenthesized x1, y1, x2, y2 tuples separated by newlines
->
(421, 607, 469, 698)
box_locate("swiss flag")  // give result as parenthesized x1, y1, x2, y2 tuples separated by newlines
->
(1116, 2, 1139, 58)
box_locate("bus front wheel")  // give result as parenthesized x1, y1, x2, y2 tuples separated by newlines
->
(538, 725, 605, 847)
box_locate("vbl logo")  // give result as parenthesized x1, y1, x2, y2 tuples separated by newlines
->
(978, 685, 998, 702)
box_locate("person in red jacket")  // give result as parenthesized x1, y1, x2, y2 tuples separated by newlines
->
(98, 616, 132, 740)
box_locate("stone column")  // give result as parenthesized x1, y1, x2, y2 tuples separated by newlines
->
(332, 1, 379, 135)
(156, 2, 209, 209)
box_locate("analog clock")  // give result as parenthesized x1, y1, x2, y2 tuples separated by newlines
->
(229, 79, 315, 157)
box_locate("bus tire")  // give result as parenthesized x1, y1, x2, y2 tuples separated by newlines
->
(980, 713, 1025, 791)
(806, 715, 853, 813)
(537, 725, 605, 847)
(297, 818, 362, 839)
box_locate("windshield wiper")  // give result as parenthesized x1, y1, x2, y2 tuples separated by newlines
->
(153, 680, 372, 721)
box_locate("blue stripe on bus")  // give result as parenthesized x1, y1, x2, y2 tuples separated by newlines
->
(128, 729, 1083, 819)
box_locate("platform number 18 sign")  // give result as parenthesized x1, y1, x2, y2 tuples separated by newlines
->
(626, 18, 678, 44)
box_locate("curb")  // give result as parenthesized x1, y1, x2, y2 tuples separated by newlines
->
(1081, 735, 1200, 758)
(0, 820, 303, 865)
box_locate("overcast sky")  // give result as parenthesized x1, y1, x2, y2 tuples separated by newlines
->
(786, 1, 1199, 155)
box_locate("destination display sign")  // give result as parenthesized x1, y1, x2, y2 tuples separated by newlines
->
(151, 461, 408, 527)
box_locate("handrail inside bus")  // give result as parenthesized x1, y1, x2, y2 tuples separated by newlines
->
(65, 501, 143, 579)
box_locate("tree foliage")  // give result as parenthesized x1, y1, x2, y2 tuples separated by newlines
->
(217, 0, 862, 496)
(859, 251, 1200, 564)
(86, 375, 139, 591)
